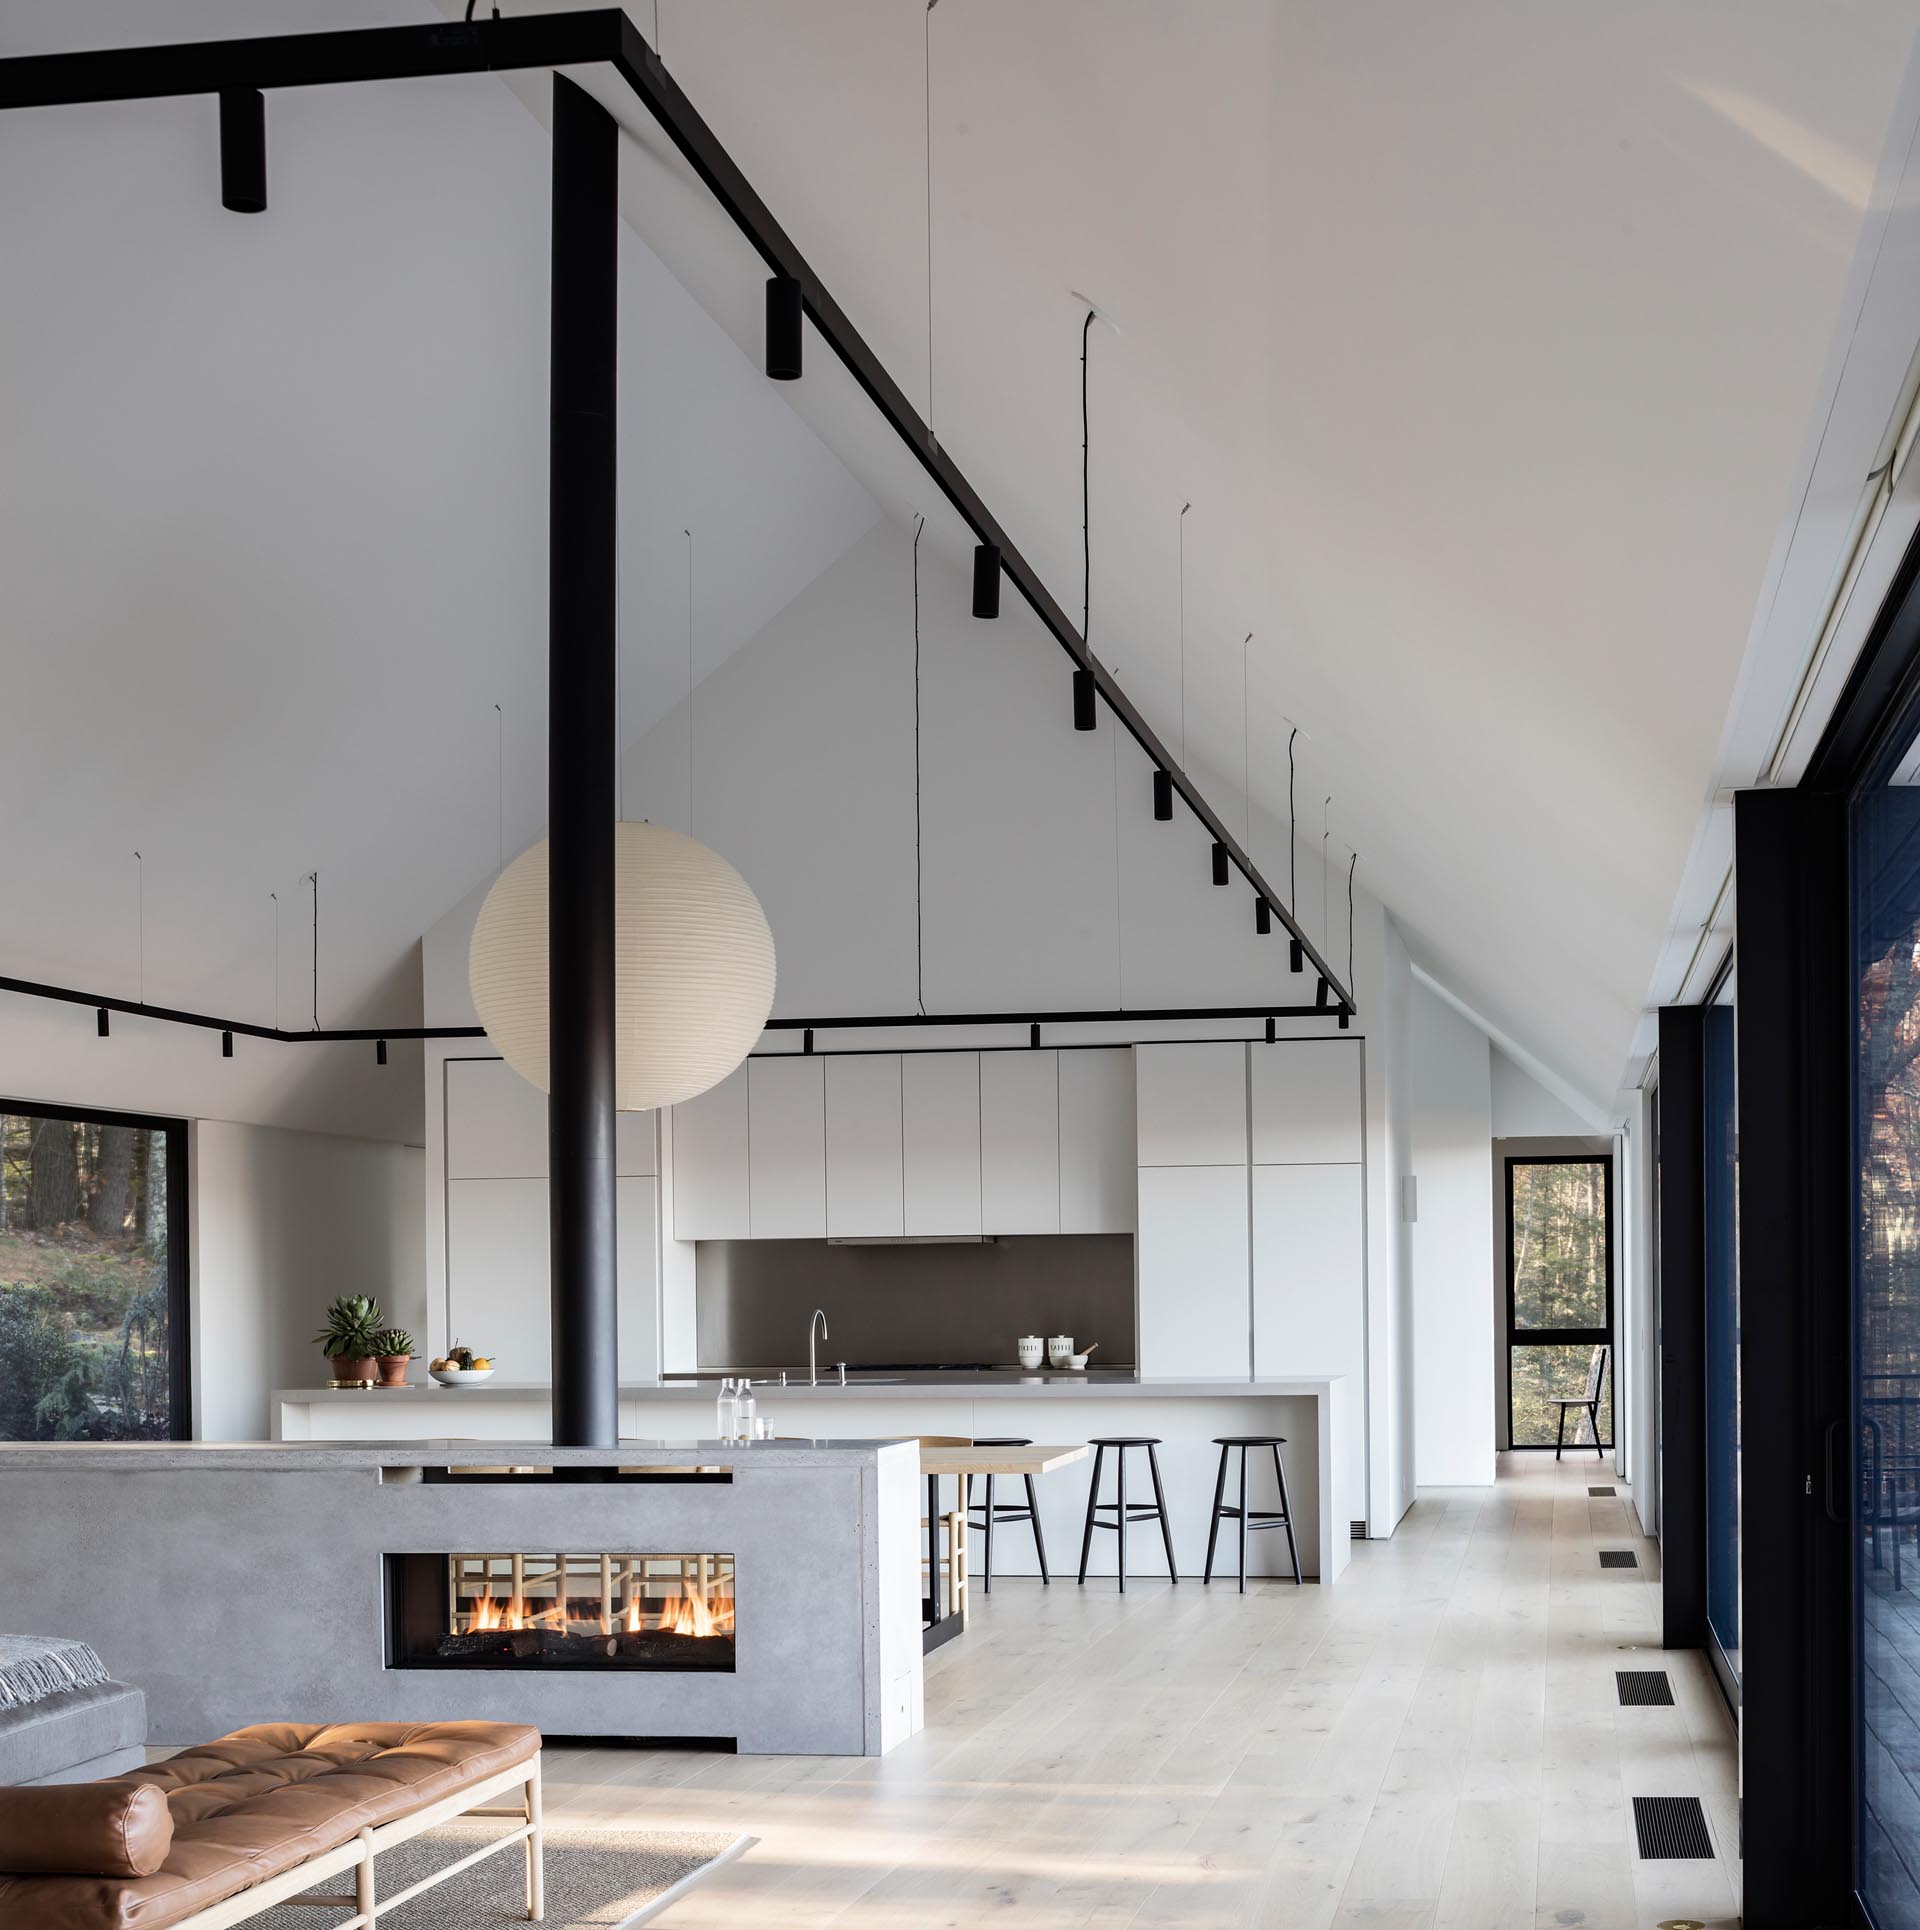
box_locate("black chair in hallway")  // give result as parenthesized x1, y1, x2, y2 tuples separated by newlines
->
(966, 1437, 1050, 1591)
(1077, 1437, 1178, 1590)
(1554, 1344, 1610, 1461)
(1203, 1435, 1301, 1591)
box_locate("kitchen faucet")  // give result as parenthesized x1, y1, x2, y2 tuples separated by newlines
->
(809, 1308, 829, 1387)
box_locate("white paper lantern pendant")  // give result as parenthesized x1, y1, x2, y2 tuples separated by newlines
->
(469, 821, 776, 1112)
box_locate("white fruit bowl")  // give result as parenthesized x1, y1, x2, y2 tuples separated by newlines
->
(429, 1366, 495, 1386)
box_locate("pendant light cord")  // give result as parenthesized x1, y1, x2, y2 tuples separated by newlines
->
(1081, 308, 1094, 657)
(1287, 726, 1299, 911)
(133, 851, 144, 1005)
(924, 1, 938, 437)
(912, 514, 927, 1016)
(1242, 633, 1252, 839)
(1347, 850, 1357, 999)
(685, 528, 696, 835)
(270, 892, 280, 1030)
(1178, 503, 1190, 767)
(309, 870, 319, 1031)
(494, 704, 504, 874)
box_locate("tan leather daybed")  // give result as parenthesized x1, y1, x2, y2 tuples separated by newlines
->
(0, 1719, 542, 1929)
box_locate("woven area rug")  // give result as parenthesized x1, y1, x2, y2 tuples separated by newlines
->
(251, 1817, 749, 1929)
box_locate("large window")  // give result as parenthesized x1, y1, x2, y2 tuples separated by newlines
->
(1703, 988, 1741, 1694)
(0, 1104, 187, 1441)
(1506, 1156, 1613, 1448)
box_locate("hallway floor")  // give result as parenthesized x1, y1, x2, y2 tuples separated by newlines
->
(543, 1453, 1739, 1927)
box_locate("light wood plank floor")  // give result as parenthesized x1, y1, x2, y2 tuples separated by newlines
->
(541, 1453, 1739, 1927)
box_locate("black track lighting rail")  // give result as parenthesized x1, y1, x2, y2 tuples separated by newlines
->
(0, 8, 1355, 1016)
(0, 974, 483, 1047)
(764, 1003, 1339, 1032)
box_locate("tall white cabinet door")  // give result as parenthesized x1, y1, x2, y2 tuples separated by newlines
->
(980, 1051, 1059, 1233)
(1136, 1164, 1249, 1376)
(616, 1177, 660, 1380)
(1135, 1042, 1248, 1167)
(670, 1066, 749, 1239)
(903, 1053, 981, 1235)
(446, 1058, 548, 1179)
(446, 1177, 552, 1377)
(825, 1055, 904, 1237)
(1251, 1164, 1365, 1380)
(1249, 1040, 1364, 1164)
(615, 1110, 657, 1178)
(1059, 1047, 1136, 1233)
(748, 1056, 826, 1238)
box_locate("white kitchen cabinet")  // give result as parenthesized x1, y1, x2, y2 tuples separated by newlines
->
(748, 1056, 826, 1238)
(902, 1052, 981, 1234)
(980, 1050, 1059, 1233)
(1251, 1163, 1364, 1478)
(445, 1175, 660, 1381)
(1135, 1042, 1248, 1167)
(445, 1057, 654, 1179)
(1249, 1039, 1363, 1165)
(1058, 1047, 1136, 1233)
(669, 1065, 749, 1239)
(825, 1055, 904, 1237)
(1136, 1163, 1250, 1376)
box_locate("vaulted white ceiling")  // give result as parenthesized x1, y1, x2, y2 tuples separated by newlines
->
(2, 0, 1913, 1132)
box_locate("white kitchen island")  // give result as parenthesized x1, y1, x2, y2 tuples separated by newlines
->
(274, 1373, 1352, 1582)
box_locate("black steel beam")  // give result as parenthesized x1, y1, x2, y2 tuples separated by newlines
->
(1732, 786, 1852, 1929)
(546, 74, 620, 1452)
(0, 10, 1355, 1016)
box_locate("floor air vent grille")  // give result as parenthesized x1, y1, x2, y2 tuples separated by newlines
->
(1350, 1520, 1367, 1540)
(1633, 1795, 1714, 1859)
(1598, 1549, 1639, 1569)
(1616, 1670, 1675, 1707)
(1589, 1485, 1616, 1496)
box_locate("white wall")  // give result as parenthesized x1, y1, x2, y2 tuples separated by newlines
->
(190, 1119, 424, 1439)
(1492, 1048, 1595, 1138)
(1409, 981, 1495, 1486)
(1374, 917, 1416, 1531)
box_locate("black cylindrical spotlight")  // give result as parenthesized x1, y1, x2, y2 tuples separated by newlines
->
(1255, 895, 1271, 934)
(221, 1028, 234, 1058)
(972, 543, 1002, 619)
(1072, 667, 1096, 731)
(1338, 1009, 1351, 1030)
(1315, 976, 1329, 1010)
(96, 1008, 110, 1038)
(803, 1027, 815, 1055)
(1211, 842, 1229, 887)
(375, 1038, 389, 1067)
(1030, 1022, 1041, 1048)
(1289, 937, 1304, 974)
(1264, 1017, 1276, 1043)
(766, 275, 802, 380)
(219, 88, 267, 214)
(1153, 769, 1173, 820)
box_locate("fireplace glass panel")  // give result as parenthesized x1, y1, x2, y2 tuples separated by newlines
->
(388, 1552, 735, 1671)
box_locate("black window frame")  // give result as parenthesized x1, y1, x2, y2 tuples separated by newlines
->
(1504, 1151, 1616, 1450)
(0, 1097, 191, 1441)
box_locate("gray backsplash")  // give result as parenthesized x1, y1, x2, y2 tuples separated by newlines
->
(695, 1236, 1136, 1369)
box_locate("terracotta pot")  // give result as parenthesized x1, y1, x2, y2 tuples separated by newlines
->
(376, 1354, 411, 1388)
(330, 1354, 379, 1384)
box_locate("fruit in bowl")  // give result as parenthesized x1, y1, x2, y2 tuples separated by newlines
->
(428, 1342, 495, 1386)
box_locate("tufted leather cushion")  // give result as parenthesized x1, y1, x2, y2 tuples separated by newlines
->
(0, 1720, 538, 1930)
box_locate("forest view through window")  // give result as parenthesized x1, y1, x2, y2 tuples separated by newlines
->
(1507, 1156, 1614, 1448)
(0, 1106, 185, 1440)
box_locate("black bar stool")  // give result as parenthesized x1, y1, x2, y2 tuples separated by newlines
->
(966, 1437, 1050, 1591)
(1077, 1437, 1178, 1590)
(1203, 1435, 1302, 1591)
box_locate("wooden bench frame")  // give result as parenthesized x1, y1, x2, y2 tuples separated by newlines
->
(172, 1754, 542, 1929)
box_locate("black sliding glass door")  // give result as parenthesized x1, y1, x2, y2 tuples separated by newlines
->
(1703, 984, 1741, 1697)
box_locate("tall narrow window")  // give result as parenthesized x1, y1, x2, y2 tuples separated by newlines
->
(1506, 1156, 1614, 1448)
(0, 1105, 188, 1441)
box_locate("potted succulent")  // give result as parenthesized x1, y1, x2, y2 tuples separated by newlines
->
(371, 1328, 415, 1389)
(313, 1294, 384, 1385)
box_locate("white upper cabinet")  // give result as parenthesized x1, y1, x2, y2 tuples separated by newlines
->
(445, 1056, 654, 1179)
(1134, 1042, 1248, 1167)
(903, 1053, 981, 1235)
(670, 1064, 750, 1239)
(748, 1056, 826, 1238)
(1136, 1163, 1250, 1377)
(980, 1050, 1060, 1233)
(1058, 1048, 1136, 1233)
(1249, 1039, 1364, 1164)
(825, 1055, 904, 1238)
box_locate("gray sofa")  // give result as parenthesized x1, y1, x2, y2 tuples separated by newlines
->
(0, 1679, 147, 1786)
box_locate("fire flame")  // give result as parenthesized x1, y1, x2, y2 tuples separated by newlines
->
(463, 1594, 529, 1632)
(659, 1584, 735, 1638)
(460, 1575, 735, 1640)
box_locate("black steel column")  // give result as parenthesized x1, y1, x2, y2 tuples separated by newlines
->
(1655, 1004, 1705, 1652)
(1733, 786, 1852, 1929)
(548, 74, 619, 1449)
